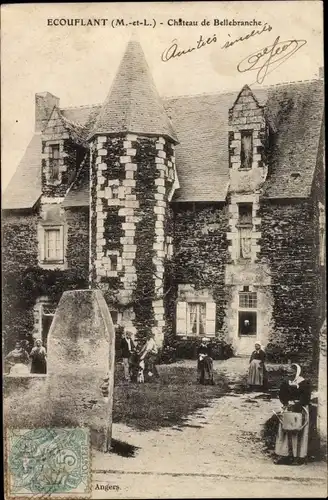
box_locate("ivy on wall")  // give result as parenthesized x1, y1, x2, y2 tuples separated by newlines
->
(103, 138, 126, 180)
(258, 200, 318, 365)
(42, 138, 86, 197)
(3, 213, 39, 350)
(132, 137, 158, 341)
(173, 204, 229, 336)
(2, 208, 90, 352)
(66, 208, 89, 281)
(90, 145, 98, 283)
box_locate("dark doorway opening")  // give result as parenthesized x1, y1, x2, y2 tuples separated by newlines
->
(239, 311, 257, 336)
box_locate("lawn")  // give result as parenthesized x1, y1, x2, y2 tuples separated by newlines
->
(113, 362, 231, 431)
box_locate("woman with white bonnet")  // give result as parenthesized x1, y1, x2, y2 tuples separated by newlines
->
(274, 363, 312, 465)
(247, 341, 267, 391)
(30, 338, 47, 374)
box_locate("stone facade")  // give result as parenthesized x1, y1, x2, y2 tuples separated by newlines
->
(3, 43, 324, 364)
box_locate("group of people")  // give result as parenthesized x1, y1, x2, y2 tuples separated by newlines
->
(197, 339, 315, 465)
(5, 339, 47, 375)
(120, 330, 159, 383)
(6, 331, 316, 465)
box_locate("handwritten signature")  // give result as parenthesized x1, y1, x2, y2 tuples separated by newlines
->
(237, 36, 307, 84)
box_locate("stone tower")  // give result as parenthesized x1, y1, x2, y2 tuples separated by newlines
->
(88, 40, 179, 345)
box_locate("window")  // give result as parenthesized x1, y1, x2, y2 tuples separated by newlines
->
(33, 296, 57, 353)
(239, 290, 257, 308)
(240, 130, 253, 170)
(110, 311, 118, 325)
(239, 311, 257, 336)
(109, 255, 118, 271)
(49, 144, 60, 181)
(238, 204, 252, 260)
(44, 228, 63, 262)
(176, 300, 216, 337)
(188, 303, 206, 336)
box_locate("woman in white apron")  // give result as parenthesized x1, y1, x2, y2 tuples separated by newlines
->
(274, 363, 312, 465)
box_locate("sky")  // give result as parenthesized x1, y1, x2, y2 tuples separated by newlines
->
(1, 2, 323, 192)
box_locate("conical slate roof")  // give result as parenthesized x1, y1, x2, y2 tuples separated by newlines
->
(89, 40, 178, 142)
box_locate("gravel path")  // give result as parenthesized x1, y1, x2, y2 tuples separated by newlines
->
(93, 358, 327, 496)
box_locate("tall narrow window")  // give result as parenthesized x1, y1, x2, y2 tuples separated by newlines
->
(44, 228, 63, 262)
(240, 130, 253, 170)
(109, 255, 118, 271)
(238, 204, 253, 260)
(239, 287, 257, 336)
(49, 144, 60, 181)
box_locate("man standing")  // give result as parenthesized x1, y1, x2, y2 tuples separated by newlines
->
(120, 330, 135, 382)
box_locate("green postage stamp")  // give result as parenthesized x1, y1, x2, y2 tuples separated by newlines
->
(6, 428, 91, 498)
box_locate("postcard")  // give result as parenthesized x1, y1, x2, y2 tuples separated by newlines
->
(2, 2, 326, 498)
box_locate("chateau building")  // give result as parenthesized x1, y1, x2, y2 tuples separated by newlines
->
(3, 40, 325, 358)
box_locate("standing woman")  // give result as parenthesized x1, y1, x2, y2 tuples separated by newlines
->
(197, 338, 214, 385)
(30, 339, 47, 374)
(5, 341, 30, 375)
(274, 363, 312, 465)
(247, 342, 267, 391)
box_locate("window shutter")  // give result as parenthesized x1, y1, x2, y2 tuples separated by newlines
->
(59, 226, 64, 261)
(39, 226, 45, 262)
(206, 302, 216, 336)
(176, 302, 187, 336)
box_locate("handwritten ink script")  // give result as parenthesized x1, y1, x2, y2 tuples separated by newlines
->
(161, 24, 272, 63)
(161, 34, 217, 62)
(221, 22, 272, 49)
(237, 36, 307, 84)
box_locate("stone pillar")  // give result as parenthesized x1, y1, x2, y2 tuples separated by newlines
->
(47, 290, 115, 452)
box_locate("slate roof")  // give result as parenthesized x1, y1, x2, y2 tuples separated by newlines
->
(260, 80, 324, 198)
(2, 134, 42, 209)
(88, 40, 178, 143)
(3, 78, 324, 209)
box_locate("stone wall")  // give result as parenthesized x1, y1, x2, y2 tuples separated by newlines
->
(41, 138, 86, 198)
(3, 211, 39, 350)
(66, 207, 90, 282)
(258, 199, 317, 363)
(174, 203, 229, 338)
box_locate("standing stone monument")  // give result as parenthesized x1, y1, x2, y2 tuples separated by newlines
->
(47, 289, 115, 452)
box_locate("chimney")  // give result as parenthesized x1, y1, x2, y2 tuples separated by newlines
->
(35, 92, 60, 132)
(319, 67, 324, 79)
